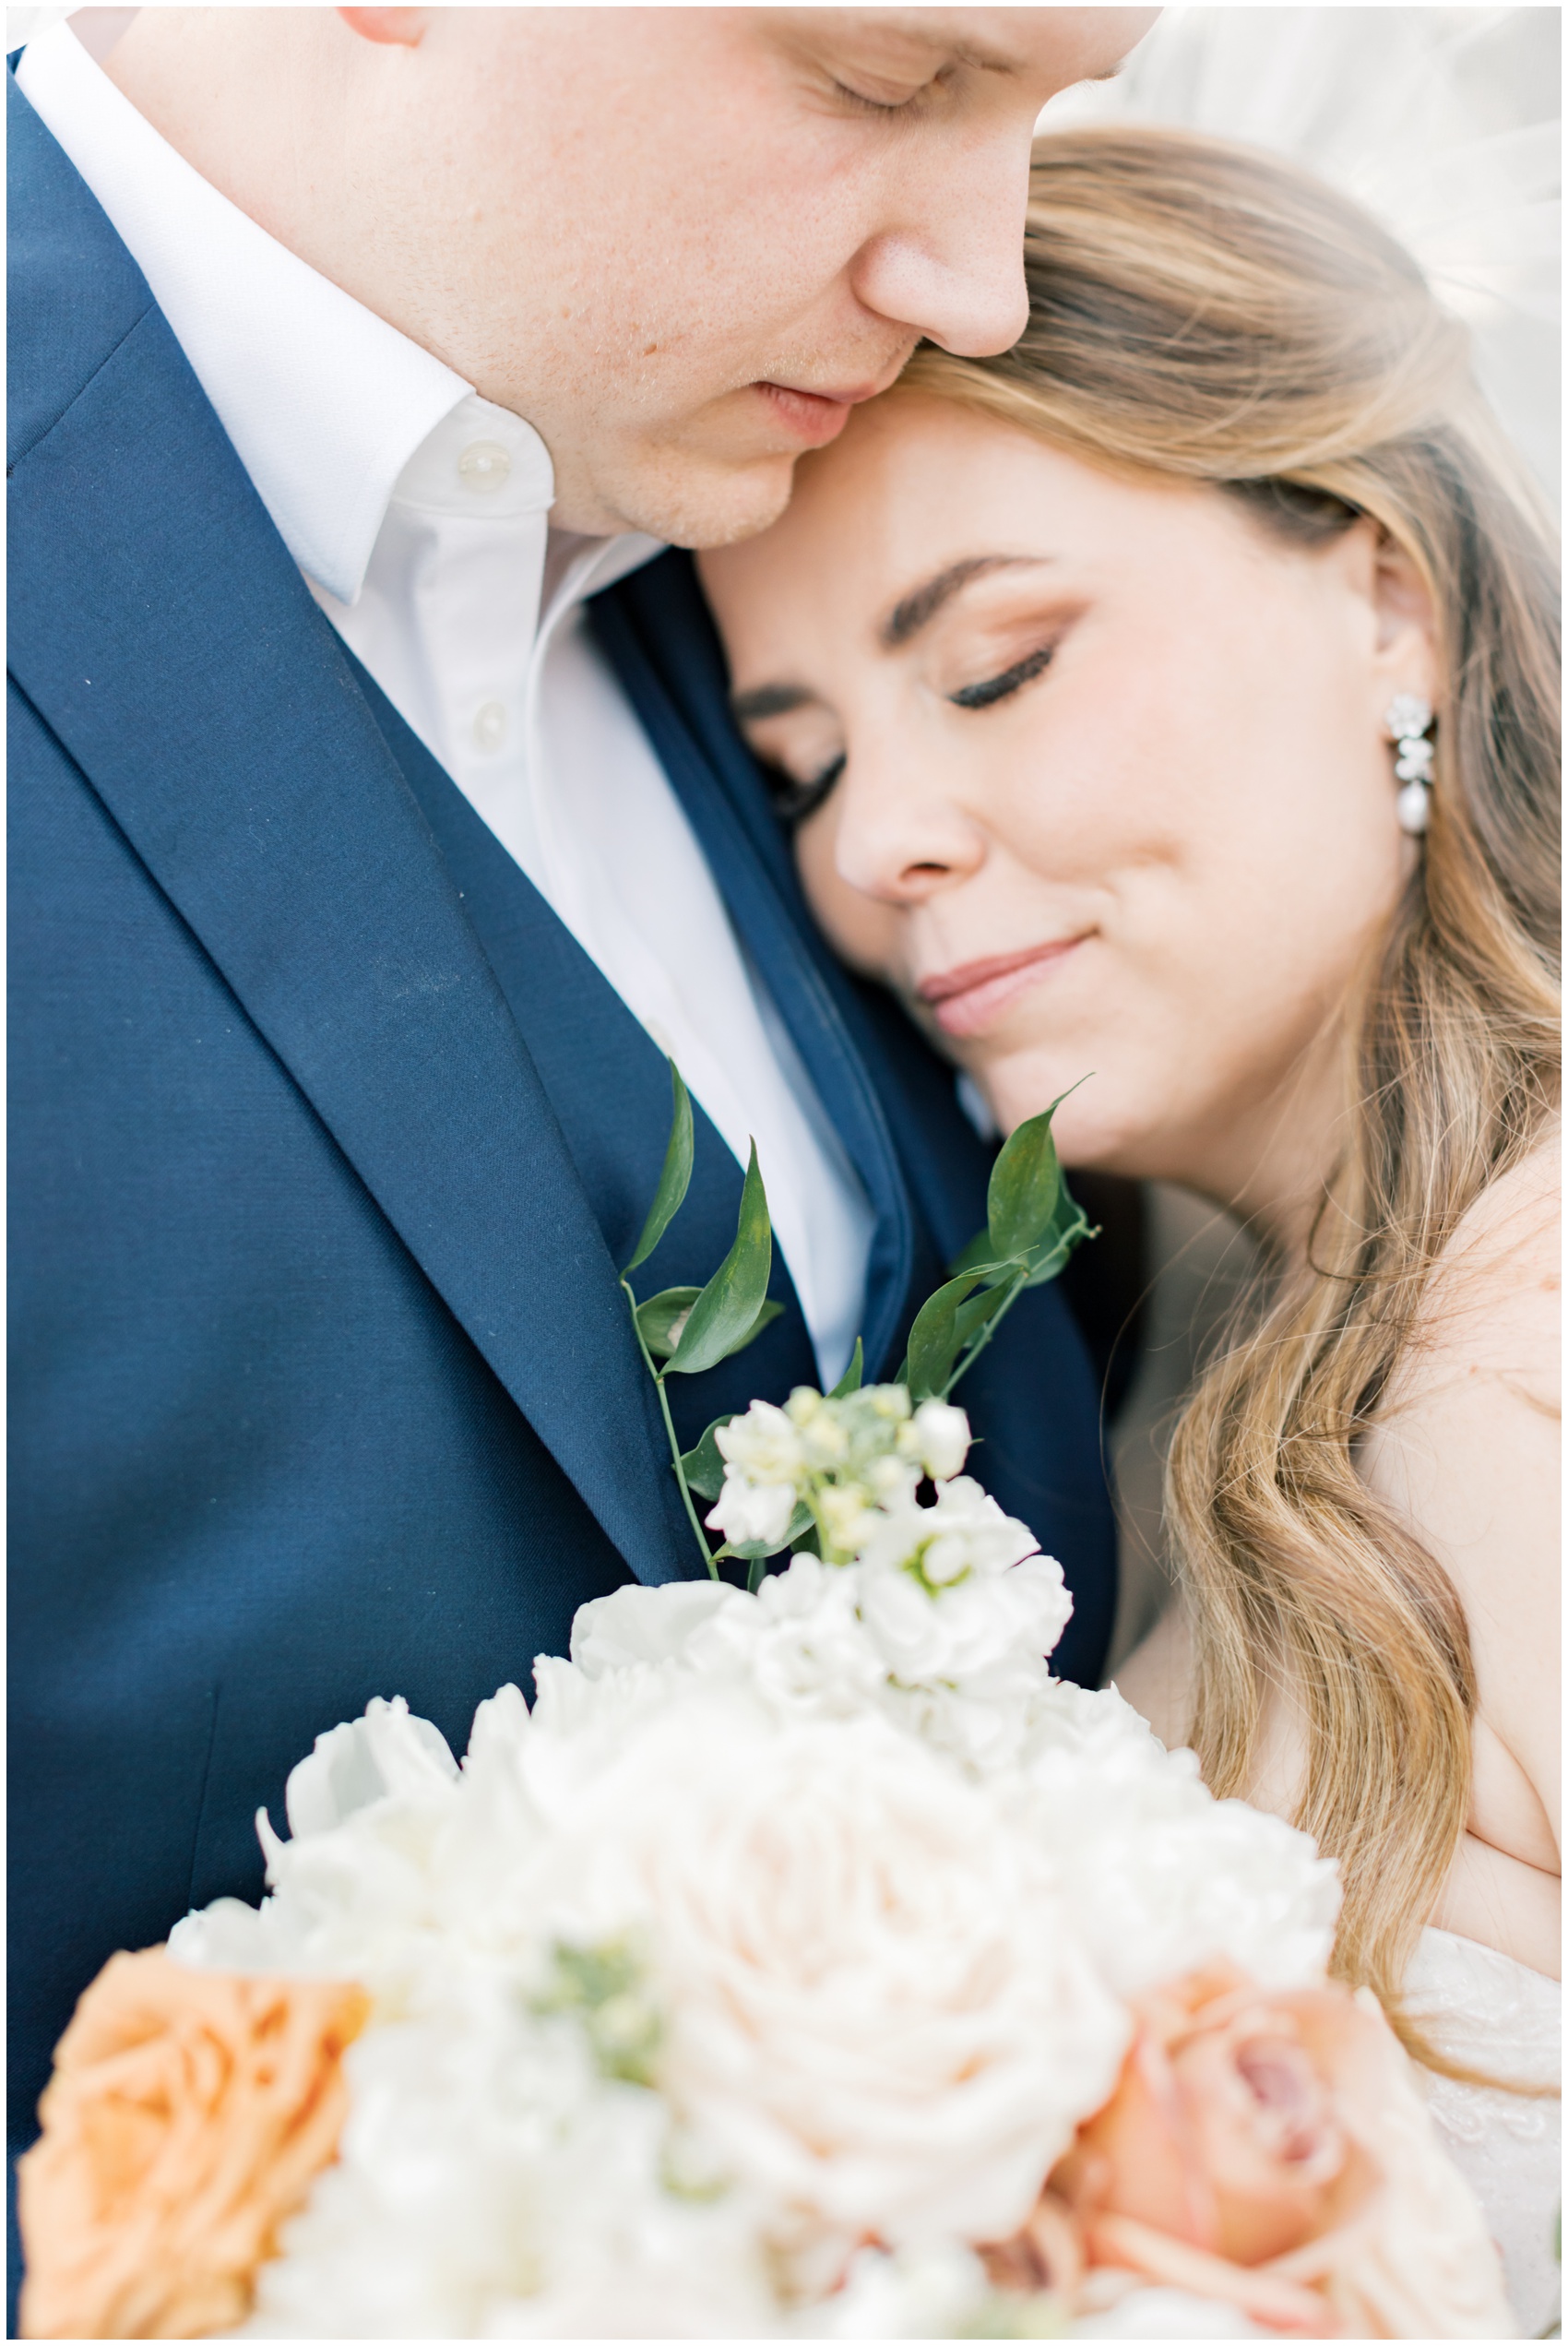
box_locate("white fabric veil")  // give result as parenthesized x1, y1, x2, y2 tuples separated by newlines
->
(1040, 6, 1562, 507)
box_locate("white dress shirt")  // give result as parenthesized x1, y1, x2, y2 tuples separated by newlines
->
(18, 22, 874, 1385)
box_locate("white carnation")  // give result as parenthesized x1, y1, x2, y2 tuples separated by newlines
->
(1016, 1679, 1340, 1993)
(570, 1580, 739, 1678)
(683, 1554, 886, 1719)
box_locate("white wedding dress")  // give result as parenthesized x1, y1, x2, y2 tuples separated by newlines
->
(1405, 1926, 1562, 2336)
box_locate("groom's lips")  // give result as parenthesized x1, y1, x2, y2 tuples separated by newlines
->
(753, 376, 892, 447)
(919, 938, 1087, 1038)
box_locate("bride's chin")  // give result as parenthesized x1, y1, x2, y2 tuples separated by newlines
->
(984, 1063, 1151, 1176)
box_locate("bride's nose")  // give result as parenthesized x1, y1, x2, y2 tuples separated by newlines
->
(831, 749, 986, 906)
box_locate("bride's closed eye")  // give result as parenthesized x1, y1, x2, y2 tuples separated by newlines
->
(748, 637, 1058, 826)
(948, 643, 1055, 709)
(763, 752, 845, 829)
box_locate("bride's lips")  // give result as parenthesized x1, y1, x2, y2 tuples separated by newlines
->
(752, 378, 888, 447)
(919, 938, 1087, 1039)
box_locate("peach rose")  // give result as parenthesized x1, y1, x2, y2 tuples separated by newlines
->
(18, 1947, 367, 2340)
(991, 1966, 1513, 2339)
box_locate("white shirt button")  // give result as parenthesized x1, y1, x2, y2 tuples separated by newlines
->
(457, 440, 512, 494)
(472, 701, 507, 752)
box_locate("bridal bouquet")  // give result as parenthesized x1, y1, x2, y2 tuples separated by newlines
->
(18, 1385, 1512, 2340)
(17, 1085, 1515, 2340)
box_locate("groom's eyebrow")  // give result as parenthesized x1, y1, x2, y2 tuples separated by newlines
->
(881, 554, 1051, 649)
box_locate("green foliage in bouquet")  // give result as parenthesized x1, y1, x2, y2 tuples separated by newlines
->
(531, 1936, 663, 2090)
(622, 1061, 1096, 1585)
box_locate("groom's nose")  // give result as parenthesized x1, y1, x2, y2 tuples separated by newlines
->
(848, 130, 1034, 358)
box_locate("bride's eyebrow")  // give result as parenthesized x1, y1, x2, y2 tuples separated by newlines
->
(728, 554, 1060, 726)
(880, 554, 1054, 649)
(731, 680, 819, 726)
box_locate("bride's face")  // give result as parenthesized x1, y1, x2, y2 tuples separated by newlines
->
(699, 394, 1434, 1198)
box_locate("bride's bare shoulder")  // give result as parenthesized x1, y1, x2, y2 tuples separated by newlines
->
(1361, 1125, 1560, 1866)
(1375, 1125, 1559, 1420)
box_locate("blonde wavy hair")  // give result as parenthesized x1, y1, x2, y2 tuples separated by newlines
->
(903, 127, 1561, 2058)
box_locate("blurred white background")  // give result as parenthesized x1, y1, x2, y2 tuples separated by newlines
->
(11, 6, 1561, 503)
(1040, 6, 1561, 504)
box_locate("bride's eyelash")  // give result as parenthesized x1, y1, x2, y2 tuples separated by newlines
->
(763, 752, 847, 829)
(949, 644, 1054, 710)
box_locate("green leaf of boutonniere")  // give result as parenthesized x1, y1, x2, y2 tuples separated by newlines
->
(827, 1336, 864, 1399)
(623, 1061, 695, 1275)
(986, 1100, 1063, 1264)
(898, 1264, 1009, 1403)
(1020, 1183, 1096, 1287)
(677, 1416, 731, 1503)
(635, 1286, 703, 1360)
(665, 1141, 774, 1376)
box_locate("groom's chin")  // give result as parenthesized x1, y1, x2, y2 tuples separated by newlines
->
(568, 390, 856, 549)
(600, 447, 803, 554)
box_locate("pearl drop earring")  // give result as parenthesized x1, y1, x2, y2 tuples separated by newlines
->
(1386, 693, 1434, 835)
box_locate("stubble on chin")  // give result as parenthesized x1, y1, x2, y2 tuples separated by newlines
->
(553, 435, 803, 553)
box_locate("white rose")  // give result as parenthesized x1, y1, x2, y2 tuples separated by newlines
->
(515, 1692, 1128, 2258)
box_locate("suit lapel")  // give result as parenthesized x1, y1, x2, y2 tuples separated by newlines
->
(7, 143, 686, 1582)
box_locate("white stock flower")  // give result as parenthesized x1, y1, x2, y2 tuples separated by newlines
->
(170, 1695, 473, 1988)
(708, 1399, 811, 1549)
(854, 1476, 1039, 1590)
(716, 1399, 807, 1490)
(286, 1697, 460, 1838)
(857, 1553, 1074, 1694)
(904, 1399, 970, 1484)
(707, 1470, 800, 1552)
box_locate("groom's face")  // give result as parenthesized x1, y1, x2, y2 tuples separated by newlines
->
(351, 8, 1156, 544)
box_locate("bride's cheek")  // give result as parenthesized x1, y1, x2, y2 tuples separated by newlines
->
(794, 816, 894, 975)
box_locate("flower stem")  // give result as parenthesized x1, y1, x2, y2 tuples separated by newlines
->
(941, 1267, 1027, 1399)
(622, 1278, 718, 1579)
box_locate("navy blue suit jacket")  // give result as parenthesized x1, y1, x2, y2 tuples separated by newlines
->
(7, 66, 1117, 2186)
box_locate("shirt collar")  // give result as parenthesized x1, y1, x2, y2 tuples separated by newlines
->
(17, 21, 659, 612)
